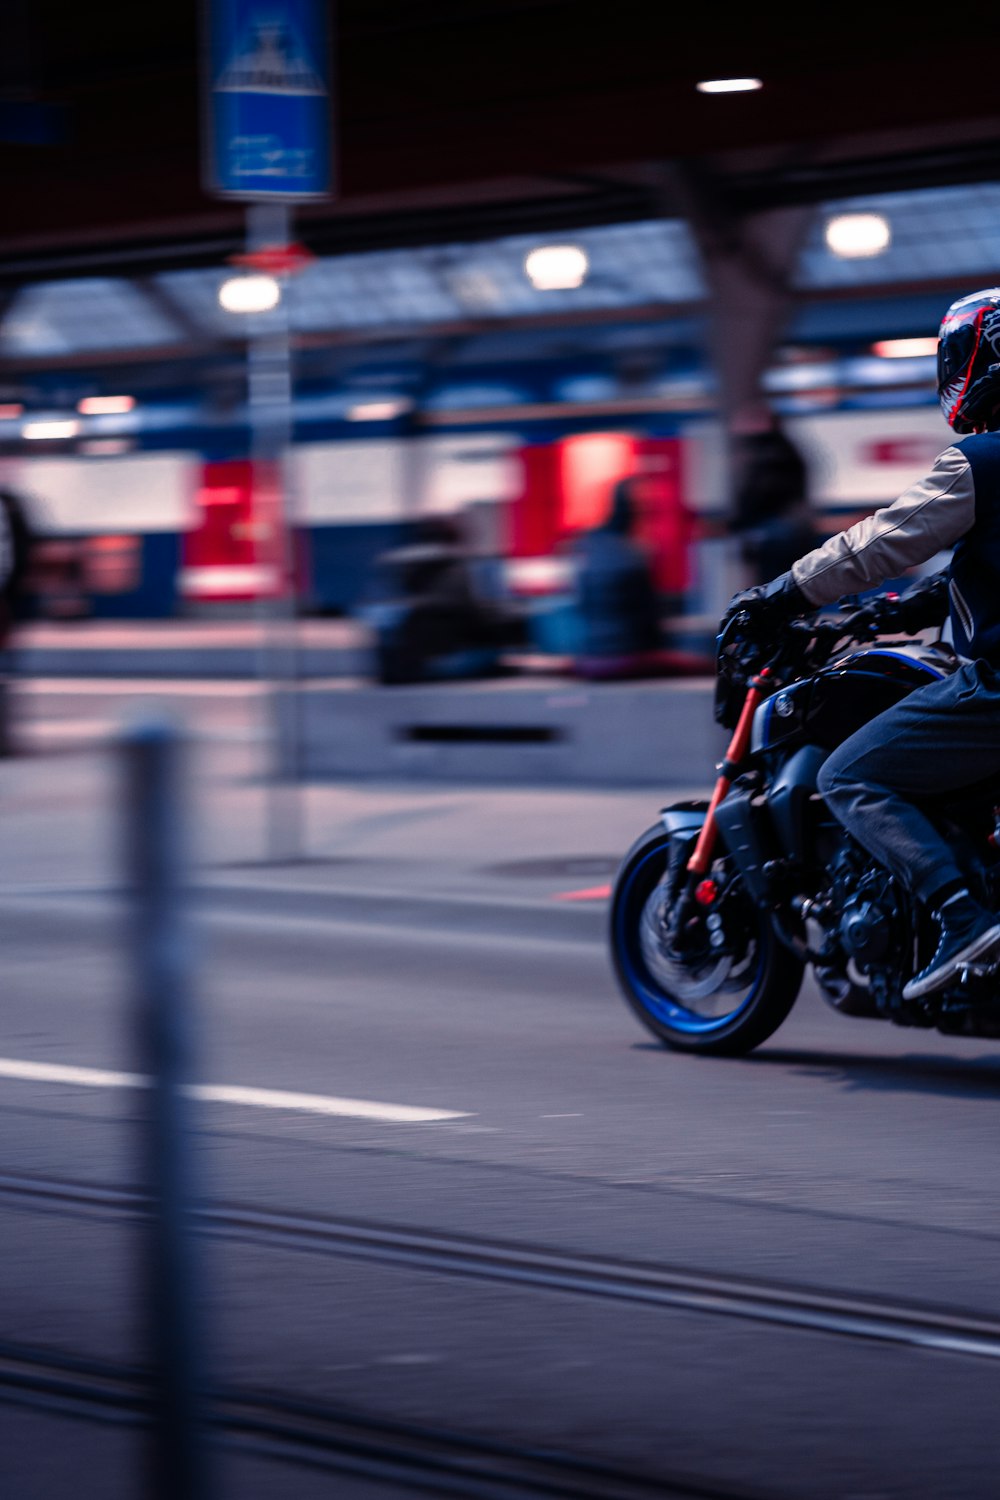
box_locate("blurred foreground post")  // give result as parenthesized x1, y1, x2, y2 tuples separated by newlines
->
(124, 716, 210, 1500)
(0, 675, 12, 757)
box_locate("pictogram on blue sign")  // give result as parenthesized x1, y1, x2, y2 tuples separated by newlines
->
(205, 0, 332, 200)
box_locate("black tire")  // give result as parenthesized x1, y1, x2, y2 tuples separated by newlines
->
(609, 824, 804, 1056)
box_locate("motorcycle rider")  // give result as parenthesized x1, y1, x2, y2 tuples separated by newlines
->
(722, 288, 1000, 1002)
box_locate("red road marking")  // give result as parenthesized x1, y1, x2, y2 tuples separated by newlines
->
(552, 885, 612, 902)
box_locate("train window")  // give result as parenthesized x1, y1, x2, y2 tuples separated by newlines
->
(84, 534, 141, 594)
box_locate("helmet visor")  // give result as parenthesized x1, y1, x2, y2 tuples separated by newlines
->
(938, 319, 978, 390)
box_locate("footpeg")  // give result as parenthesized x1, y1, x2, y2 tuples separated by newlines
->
(957, 961, 998, 984)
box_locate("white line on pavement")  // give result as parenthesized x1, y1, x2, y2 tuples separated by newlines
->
(185, 1083, 470, 1123)
(0, 1058, 471, 1124)
(20, 680, 266, 697)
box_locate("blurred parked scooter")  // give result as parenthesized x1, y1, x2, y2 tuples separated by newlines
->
(367, 516, 526, 685)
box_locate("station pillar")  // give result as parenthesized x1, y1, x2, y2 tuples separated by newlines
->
(667, 161, 814, 491)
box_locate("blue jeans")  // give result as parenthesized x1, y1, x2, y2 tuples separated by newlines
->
(817, 660, 1000, 904)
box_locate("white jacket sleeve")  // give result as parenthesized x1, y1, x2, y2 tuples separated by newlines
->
(791, 446, 975, 608)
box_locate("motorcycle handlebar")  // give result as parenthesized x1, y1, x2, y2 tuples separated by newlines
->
(720, 599, 886, 681)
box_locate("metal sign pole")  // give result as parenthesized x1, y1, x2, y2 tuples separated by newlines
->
(246, 201, 303, 863)
(202, 0, 332, 864)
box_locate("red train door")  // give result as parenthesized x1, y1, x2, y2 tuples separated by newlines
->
(180, 459, 291, 604)
(507, 433, 691, 598)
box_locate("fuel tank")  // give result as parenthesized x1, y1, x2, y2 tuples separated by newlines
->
(751, 642, 959, 755)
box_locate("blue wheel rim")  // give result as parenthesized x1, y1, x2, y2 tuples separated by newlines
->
(615, 842, 765, 1035)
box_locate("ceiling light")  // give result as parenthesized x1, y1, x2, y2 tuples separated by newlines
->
(218, 274, 281, 313)
(347, 399, 411, 422)
(825, 212, 891, 259)
(22, 418, 80, 440)
(524, 245, 589, 291)
(872, 337, 938, 359)
(696, 78, 763, 93)
(77, 395, 136, 415)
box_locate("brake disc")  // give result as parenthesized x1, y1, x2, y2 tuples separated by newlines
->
(638, 888, 755, 1004)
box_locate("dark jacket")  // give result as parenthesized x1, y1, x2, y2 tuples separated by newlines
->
(0, 489, 33, 645)
(733, 428, 808, 532)
(948, 435, 1000, 660)
(732, 428, 814, 583)
(573, 484, 661, 658)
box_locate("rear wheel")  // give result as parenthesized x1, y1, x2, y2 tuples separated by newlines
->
(610, 824, 803, 1056)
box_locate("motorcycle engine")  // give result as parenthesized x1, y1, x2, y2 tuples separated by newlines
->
(811, 842, 903, 1017)
(838, 895, 892, 968)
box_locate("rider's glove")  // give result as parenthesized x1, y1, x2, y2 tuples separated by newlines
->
(871, 571, 950, 634)
(719, 571, 809, 639)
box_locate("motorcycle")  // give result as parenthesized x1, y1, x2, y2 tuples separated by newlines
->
(609, 593, 1000, 1054)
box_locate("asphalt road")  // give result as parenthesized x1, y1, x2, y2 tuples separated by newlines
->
(3, 683, 1000, 1499)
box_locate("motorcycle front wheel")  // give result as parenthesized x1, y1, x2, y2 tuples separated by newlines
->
(610, 824, 803, 1056)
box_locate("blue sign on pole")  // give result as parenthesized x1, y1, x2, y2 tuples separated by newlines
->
(205, 0, 331, 200)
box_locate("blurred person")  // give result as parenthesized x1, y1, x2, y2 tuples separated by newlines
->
(0, 487, 36, 755)
(366, 514, 524, 685)
(569, 475, 665, 679)
(720, 288, 1000, 1002)
(730, 409, 816, 585)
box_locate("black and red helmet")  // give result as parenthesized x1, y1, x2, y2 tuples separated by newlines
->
(937, 289, 1000, 434)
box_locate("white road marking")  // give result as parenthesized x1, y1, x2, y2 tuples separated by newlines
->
(22, 680, 264, 696)
(0, 1059, 145, 1090)
(0, 1058, 470, 1124)
(185, 1083, 469, 1123)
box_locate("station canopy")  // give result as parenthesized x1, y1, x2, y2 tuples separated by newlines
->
(3, 183, 1000, 365)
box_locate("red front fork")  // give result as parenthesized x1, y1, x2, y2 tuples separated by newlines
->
(686, 668, 771, 880)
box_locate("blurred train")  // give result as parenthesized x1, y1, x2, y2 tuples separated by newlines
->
(0, 396, 956, 622)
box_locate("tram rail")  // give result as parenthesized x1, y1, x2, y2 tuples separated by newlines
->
(2, 1169, 1000, 1363)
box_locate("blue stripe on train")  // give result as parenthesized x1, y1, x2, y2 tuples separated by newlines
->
(305, 521, 414, 615)
(86, 533, 180, 620)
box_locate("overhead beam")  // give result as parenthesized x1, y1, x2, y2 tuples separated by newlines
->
(730, 133, 1000, 212)
(133, 276, 217, 349)
(0, 299, 704, 376)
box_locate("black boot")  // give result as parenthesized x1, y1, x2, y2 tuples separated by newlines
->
(902, 891, 1000, 1000)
